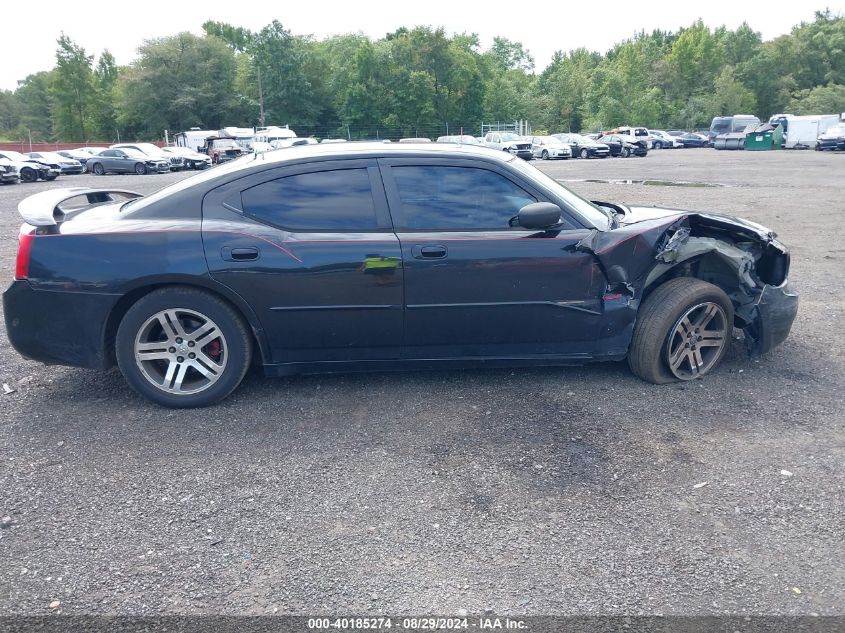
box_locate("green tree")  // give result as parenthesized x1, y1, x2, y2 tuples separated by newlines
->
(788, 84, 845, 114)
(51, 34, 94, 141)
(15, 71, 55, 141)
(90, 50, 120, 141)
(118, 32, 238, 138)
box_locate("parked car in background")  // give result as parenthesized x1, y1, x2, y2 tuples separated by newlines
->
(436, 135, 483, 145)
(678, 133, 710, 148)
(598, 134, 648, 157)
(483, 131, 533, 159)
(162, 146, 212, 170)
(553, 133, 610, 159)
(203, 137, 247, 163)
(0, 151, 60, 182)
(609, 127, 654, 148)
(0, 159, 20, 184)
(112, 143, 183, 171)
(709, 115, 760, 145)
(87, 148, 170, 175)
(816, 123, 845, 151)
(4, 143, 798, 407)
(320, 138, 348, 144)
(649, 130, 683, 149)
(57, 148, 97, 171)
(27, 151, 84, 175)
(530, 136, 572, 159)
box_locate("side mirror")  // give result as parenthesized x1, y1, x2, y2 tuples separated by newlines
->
(518, 202, 562, 229)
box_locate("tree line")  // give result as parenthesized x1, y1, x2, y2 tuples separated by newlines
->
(1, 11, 844, 143)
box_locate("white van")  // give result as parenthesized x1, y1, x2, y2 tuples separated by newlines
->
(254, 126, 298, 145)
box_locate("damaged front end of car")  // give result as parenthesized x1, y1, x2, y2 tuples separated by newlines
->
(584, 205, 799, 356)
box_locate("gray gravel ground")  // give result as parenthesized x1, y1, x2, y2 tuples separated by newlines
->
(0, 149, 842, 616)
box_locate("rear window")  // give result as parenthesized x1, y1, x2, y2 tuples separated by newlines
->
(241, 168, 379, 231)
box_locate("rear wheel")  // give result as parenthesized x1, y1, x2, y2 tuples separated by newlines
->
(654, 141, 663, 149)
(621, 148, 631, 158)
(92, 163, 105, 176)
(628, 278, 733, 384)
(580, 148, 589, 159)
(116, 287, 252, 408)
(135, 162, 147, 175)
(541, 150, 549, 160)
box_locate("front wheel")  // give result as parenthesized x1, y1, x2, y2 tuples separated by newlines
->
(628, 278, 733, 384)
(541, 150, 549, 160)
(115, 287, 252, 408)
(20, 168, 37, 182)
(621, 148, 631, 158)
(135, 162, 147, 175)
(580, 149, 588, 159)
(653, 141, 663, 149)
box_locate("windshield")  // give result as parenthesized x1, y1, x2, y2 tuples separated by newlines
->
(123, 148, 151, 159)
(215, 140, 240, 149)
(506, 156, 610, 229)
(164, 147, 194, 156)
(710, 118, 731, 133)
(499, 133, 520, 141)
(536, 136, 560, 144)
(34, 152, 65, 161)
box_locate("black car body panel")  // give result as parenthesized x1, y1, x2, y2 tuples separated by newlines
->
(4, 144, 798, 379)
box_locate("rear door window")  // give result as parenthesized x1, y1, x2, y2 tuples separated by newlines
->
(241, 168, 379, 231)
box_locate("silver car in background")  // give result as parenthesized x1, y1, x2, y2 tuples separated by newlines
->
(530, 135, 572, 160)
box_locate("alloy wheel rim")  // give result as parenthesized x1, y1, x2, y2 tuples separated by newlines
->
(134, 308, 228, 395)
(665, 302, 728, 379)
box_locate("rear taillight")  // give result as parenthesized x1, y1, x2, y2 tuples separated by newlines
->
(15, 230, 35, 280)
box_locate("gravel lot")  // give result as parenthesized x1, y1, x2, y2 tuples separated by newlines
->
(0, 149, 843, 616)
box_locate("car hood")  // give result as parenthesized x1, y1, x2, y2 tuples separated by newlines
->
(616, 205, 777, 241)
(819, 129, 845, 139)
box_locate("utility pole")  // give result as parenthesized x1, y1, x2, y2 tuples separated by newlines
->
(257, 65, 265, 128)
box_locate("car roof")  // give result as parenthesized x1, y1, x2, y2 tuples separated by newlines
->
(228, 142, 513, 170)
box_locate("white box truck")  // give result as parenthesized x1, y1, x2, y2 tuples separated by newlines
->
(778, 114, 841, 149)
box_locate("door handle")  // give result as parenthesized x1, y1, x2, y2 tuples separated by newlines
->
(221, 246, 260, 261)
(411, 244, 448, 259)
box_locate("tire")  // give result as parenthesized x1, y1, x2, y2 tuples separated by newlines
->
(654, 141, 663, 150)
(541, 150, 549, 160)
(20, 167, 37, 183)
(580, 148, 589, 159)
(628, 278, 733, 384)
(92, 163, 105, 176)
(45, 174, 57, 181)
(115, 287, 252, 408)
(621, 148, 630, 158)
(135, 162, 147, 175)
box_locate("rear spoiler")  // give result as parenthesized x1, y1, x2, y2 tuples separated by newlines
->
(18, 188, 142, 227)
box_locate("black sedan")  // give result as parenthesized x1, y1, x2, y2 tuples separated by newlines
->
(598, 134, 648, 157)
(678, 133, 710, 148)
(87, 148, 170, 175)
(553, 133, 610, 158)
(4, 143, 798, 407)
